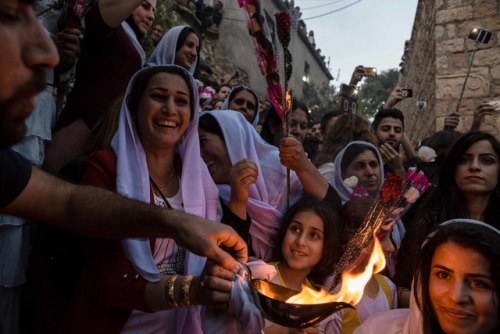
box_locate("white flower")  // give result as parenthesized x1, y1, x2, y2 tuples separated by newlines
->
(417, 146, 437, 163)
(343, 176, 358, 189)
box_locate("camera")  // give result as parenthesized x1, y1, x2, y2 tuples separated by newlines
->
(401, 89, 413, 98)
(363, 67, 377, 77)
(468, 28, 492, 44)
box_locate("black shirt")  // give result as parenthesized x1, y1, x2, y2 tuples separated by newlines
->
(0, 149, 32, 208)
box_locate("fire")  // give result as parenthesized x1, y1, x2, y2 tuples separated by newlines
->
(286, 238, 386, 305)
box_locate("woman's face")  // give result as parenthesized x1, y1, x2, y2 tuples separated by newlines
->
(199, 128, 232, 184)
(342, 149, 381, 195)
(136, 72, 191, 150)
(454, 140, 499, 196)
(131, 0, 156, 37)
(175, 32, 199, 70)
(282, 210, 324, 273)
(429, 241, 498, 334)
(229, 90, 257, 124)
(290, 108, 309, 144)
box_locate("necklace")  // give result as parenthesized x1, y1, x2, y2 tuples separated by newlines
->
(149, 177, 173, 209)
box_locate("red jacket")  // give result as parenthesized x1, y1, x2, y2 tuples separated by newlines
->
(59, 150, 154, 333)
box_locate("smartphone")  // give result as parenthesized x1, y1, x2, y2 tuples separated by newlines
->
(363, 67, 377, 77)
(401, 89, 413, 98)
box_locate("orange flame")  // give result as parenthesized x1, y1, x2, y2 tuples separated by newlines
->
(286, 238, 386, 305)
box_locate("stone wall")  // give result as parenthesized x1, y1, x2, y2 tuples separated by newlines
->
(400, 0, 500, 142)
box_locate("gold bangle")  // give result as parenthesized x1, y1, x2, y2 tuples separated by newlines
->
(180, 275, 194, 307)
(165, 274, 179, 308)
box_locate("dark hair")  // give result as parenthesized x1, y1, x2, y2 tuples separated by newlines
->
(414, 222, 500, 333)
(176, 26, 199, 52)
(127, 66, 195, 120)
(428, 131, 500, 224)
(320, 110, 343, 134)
(418, 130, 462, 185)
(260, 106, 282, 147)
(372, 108, 405, 131)
(314, 113, 378, 167)
(199, 113, 225, 143)
(274, 196, 342, 285)
(176, 26, 200, 73)
(292, 99, 310, 123)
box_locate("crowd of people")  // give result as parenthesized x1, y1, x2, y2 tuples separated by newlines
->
(1, 0, 499, 333)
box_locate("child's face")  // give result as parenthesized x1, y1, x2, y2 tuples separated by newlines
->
(282, 210, 324, 273)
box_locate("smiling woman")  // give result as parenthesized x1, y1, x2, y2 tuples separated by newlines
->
(147, 25, 200, 74)
(59, 65, 226, 333)
(355, 219, 500, 334)
(395, 132, 500, 294)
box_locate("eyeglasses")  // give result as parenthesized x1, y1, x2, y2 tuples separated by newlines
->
(232, 98, 256, 111)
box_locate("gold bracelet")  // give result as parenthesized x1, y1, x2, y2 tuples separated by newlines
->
(180, 275, 194, 307)
(165, 274, 179, 308)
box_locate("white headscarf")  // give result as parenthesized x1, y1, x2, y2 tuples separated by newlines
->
(111, 65, 220, 282)
(147, 25, 198, 74)
(354, 219, 500, 334)
(332, 141, 385, 202)
(221, 86, 260, 127)
(332, 141, 406, 249)
(121, 21, 146, 64)
(201, 110, 301, 260)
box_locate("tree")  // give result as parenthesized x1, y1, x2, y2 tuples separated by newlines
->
(301, 82, 337, 121)
(357, 68, 399, 119)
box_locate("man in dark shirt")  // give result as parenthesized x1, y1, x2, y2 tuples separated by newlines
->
(0, 0, 246, 274)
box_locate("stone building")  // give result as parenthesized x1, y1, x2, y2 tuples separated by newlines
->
(398, 0, 500, 141)
(172, 0, 332, 104)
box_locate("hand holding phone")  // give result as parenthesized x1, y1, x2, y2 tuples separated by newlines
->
(401, 89, 413, 98)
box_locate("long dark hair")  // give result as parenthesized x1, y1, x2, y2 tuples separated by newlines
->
(414, 222, 500, 333)
(424, 131, 500, 226)
(314, 113, 378, 167)
(274, 196, 342, 285)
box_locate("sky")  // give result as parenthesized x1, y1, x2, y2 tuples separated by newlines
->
(294, 0, 419, 85)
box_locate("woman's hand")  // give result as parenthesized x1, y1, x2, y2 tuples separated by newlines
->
(279, 136, 308, 172)
(190, 260, 237, 307)
(229, 159, 258, 204)
(228, 159, 258, 219)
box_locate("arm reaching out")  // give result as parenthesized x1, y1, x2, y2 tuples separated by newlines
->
(3, 167, 247, 270)
(99, 0, 146, 28)
(279, 136, 328, 199)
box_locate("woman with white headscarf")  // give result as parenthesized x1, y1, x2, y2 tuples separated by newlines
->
(355, 219, 500, 334)
(147, 25, 200, 74)
(331, 141, 405, 250)
(60, 65, 227, 334)
(198, 110, 329, 261)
